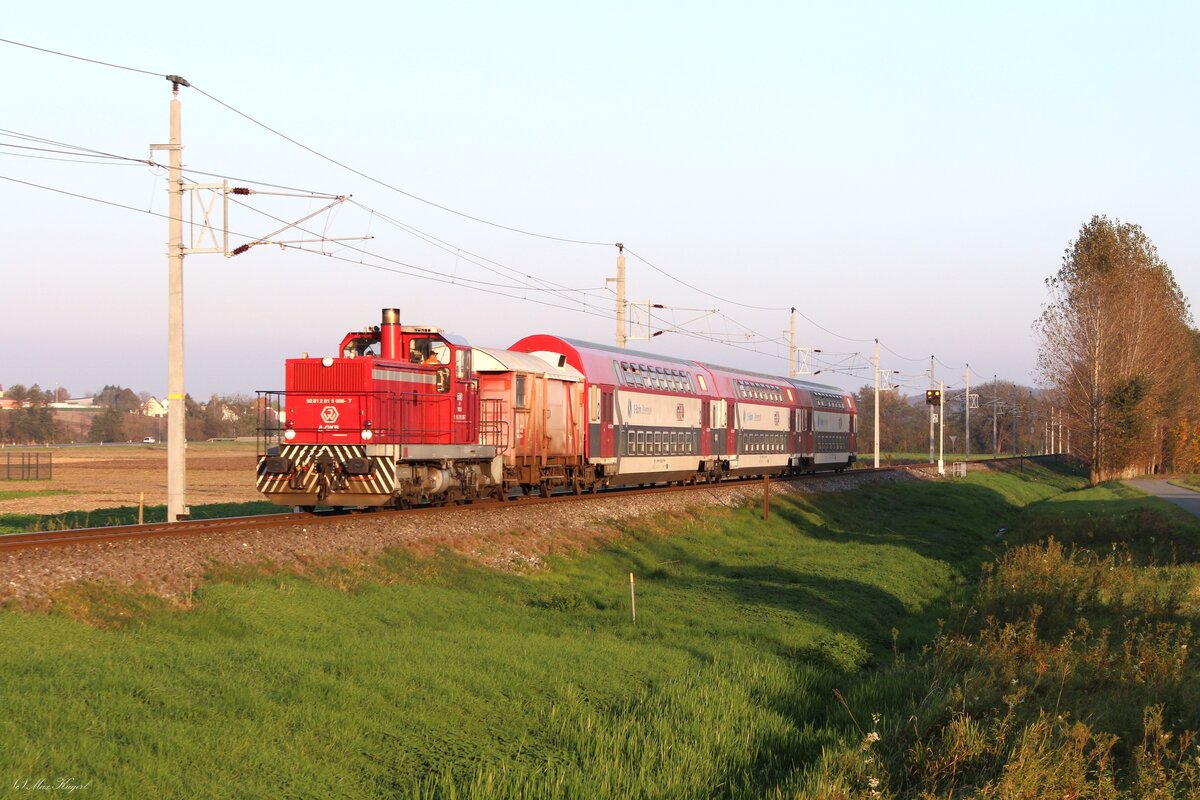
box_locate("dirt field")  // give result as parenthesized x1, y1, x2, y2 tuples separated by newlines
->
(0, 442, 261, 516)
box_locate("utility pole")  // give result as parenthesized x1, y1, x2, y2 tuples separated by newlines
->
(783, 311, 818, 375)
(1012, 385, 1018, 456)
(607, 244, 627, 348)
(151, 76, 189, 523)
(964, 364, 971, 461)
(873, 339, 880, 469)
(144, 78, 357, 522)
(938, 379, 945, 476)
(992, 376, 998, 459)
(1028, 391, 1035, 456)
(789, 308, 796, 378)
(929, 356, 936, 464)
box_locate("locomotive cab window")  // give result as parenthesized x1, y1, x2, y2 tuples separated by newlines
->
(410, 338, 451, 366)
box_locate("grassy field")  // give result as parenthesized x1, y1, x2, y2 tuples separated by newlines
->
(1, 464, 1196, 797)
(0, 489, 76, 503)
(1172, 473, 1200, 491)
(0, 500, 281, 535)
(809, 479, 1200, 797)
(852, 452, 1037, 468)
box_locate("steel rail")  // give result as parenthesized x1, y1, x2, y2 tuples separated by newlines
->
(0, 455, 1058, 553)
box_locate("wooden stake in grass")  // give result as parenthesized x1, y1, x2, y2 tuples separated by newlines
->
(763, 474, 770, 521)
(138, 492, 145, 525)
(629, 572, 636, 626)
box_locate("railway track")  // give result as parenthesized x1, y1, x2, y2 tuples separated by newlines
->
(0, 455, 1056, 553)
(0, 511, 318, 552)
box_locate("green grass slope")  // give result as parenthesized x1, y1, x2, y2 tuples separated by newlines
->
(0, 465, 1087, 798)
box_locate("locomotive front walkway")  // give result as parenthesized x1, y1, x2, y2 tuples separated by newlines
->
(1125, 478, 1200, 519)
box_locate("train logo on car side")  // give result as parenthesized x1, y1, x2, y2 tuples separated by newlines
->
(320, 406, 340, 424)
(627, 400, 652, 417)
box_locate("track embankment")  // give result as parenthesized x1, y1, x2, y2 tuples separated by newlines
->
(1, 470, 918, 607)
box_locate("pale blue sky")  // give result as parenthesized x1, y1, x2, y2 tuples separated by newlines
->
(2, 1, 1196, 399)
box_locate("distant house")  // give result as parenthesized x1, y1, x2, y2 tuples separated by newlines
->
(0, 397, 16, 411)
(143, 397, 168, 417)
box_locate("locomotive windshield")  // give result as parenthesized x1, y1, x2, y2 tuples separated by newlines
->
(409, 338, 451, 365)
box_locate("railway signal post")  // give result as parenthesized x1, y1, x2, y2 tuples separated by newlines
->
(938, 380, 945, 476)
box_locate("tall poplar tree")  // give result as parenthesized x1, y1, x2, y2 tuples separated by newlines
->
(1037, 216, 1195, 483)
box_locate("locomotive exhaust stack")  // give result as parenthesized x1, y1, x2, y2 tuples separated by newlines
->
(381, 308, 401, 361)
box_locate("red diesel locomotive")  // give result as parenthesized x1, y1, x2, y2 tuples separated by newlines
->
(256, 309, 856, 509)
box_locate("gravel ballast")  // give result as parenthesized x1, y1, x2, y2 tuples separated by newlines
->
(0, 472, 916, 609)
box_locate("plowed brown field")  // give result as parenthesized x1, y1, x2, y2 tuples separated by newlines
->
(0, 443, 260, 516)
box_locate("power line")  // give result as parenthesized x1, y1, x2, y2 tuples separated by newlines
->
(0, 37, 615, 246)
(880, 342, 929, 363)
(624, 247, 876, 348)
(0, 168, 617, 308)
(0, 42, 894, 362)
(624, 247, 790, 312)
(188, 84, 616, 248)
(0, 37, 163, 77)
(0, 120, 613, 300)
(273, 244, 617, 321)
(344, 199, 608, 297)
(1, 123, 616, 306)
(0, 40, 1001, 381)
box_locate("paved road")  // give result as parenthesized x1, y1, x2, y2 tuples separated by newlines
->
(1125, 479, 1200, 519)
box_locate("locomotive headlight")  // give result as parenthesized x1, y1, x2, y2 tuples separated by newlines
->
(284, 429, 297, 441)
(360, 429, 374, 441)
(321, 356, 334, 367)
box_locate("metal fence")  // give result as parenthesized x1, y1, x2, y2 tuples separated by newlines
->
(1, 452, 53, 480)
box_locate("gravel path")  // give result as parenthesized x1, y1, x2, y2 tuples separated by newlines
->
(0, 472, 913, 609)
